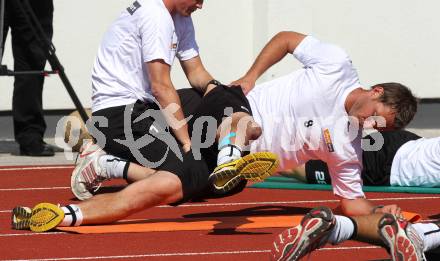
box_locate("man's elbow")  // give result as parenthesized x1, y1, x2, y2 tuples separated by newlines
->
(150, 82, 171, 99)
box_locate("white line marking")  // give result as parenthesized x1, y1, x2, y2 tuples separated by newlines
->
(159, 196, 440, 208)
(0, 166, 73, 172)
(0, 187, 69, 192)
(0, 246, 384, 261)
(1, 196, 439, 213)
(0, 232, 67, 237)
(318, 246, 381, 251)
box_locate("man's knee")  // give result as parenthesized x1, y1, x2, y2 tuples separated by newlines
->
(121, 172, 183, 212)
(154, 172, 183, 199)
(247, 124, 262, 141)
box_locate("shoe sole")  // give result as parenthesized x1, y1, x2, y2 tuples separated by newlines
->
(11, 206, 32, 230)
(29, 203, 64, 232)
(275, 206, 334, 261)
(378, 214, 424, 261)
(209, 152, 279, 193)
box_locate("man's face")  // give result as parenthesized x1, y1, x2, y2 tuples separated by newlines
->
(175, 0, 203, 16)
(348, 87, 396, 130)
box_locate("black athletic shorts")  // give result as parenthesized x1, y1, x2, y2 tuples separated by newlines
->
(91, 100, 210, 203)
(179, 85, 253, 171)
(90, 86, 253, 202)
(305, 130, 421, 186)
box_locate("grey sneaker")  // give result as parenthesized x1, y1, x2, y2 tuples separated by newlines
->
(71, 142, 109, 200)
(11, 206, 32, 230)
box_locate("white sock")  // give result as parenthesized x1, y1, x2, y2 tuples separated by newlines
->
(327, 215, 356, 245)
(217, 145, 242, 166)
(412, 223, 440, 252)
(59, 205, 84, 227)
(98, 155, 129, 179)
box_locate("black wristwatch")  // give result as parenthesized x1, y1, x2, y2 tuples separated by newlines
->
(205, 79, 222, 89)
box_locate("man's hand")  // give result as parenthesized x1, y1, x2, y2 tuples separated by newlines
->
(230, 76, 255, 95)
(182, 142, 191, 153)
(375, 204, 403, 218)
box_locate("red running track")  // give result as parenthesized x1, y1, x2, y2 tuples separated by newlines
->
(1, 165, 440, 260)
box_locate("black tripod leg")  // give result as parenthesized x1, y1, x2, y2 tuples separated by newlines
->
(16, 0, 89, 124)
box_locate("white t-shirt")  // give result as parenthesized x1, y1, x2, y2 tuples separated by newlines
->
(390, 137, 440, 187)
(247, 36, 365, 199)
(92, 0, 199, 112)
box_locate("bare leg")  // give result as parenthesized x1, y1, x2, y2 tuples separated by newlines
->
(76, 171, 182, 224)
(125, 162, 158, 183)
(217, 111, 262, 149)
(351, 213, 386, 246)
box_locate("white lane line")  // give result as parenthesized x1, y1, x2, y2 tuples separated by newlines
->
(1, 196, 439, 213)
(0, 246, 383, 261)
(0, 232, 67, 237)
(0, 187, 69, 192)
(0, 166, 73, 172)
(159, 196, 440, 208)
(318, 246, 381, 251)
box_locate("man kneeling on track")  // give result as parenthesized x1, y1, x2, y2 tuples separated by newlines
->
(271, 206, 440, 261)
(10, 0, 279, 232)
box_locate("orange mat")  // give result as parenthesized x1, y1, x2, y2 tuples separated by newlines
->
(57, 211, 421, 234)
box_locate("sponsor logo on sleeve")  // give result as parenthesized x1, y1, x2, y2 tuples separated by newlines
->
(127, 1, 141, 15)
(323, 128, 335, 152)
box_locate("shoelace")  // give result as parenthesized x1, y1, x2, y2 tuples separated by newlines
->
(81, 164, 108, 192)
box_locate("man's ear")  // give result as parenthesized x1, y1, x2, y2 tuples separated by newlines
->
(371, 86, 384, 98)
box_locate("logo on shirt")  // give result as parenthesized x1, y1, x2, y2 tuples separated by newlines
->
(127, 1, 141, 15)
(170, 31, 178, 53)
(323, 129, 335, 152)
(304, 120, 314, 128)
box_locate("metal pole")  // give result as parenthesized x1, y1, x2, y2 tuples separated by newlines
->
(0, 0, 5, 64)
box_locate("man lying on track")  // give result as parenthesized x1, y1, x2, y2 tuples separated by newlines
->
(10, 0, 279, 232)
(284, 130, 440, 188)
(271, 206, 440, 261)
(231, 31, 417, 216)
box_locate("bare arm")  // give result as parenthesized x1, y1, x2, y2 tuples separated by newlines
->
(232, 31, 307, 94)
(180, 56, 216, 95)
(146, 60, 191, 152)
(339, 198, 402, 217)
(278, 165, 307, 182)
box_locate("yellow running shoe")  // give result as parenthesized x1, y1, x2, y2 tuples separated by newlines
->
(11, 206, 32, 230)
(29, 203, 64, 232)
(209, 151, 279, 194)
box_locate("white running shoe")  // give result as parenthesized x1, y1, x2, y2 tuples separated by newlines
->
(71, 142, 109, 200)
(271, 206, 335, 261)
(378, 213, 426, 261)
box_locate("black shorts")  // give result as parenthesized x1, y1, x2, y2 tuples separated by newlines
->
(305, 130, 421, 186)
(179, 86, 253, 171)
(305, 160, 332, 185)
(91, 101, 210, 203)
(361, 130, 421, 186)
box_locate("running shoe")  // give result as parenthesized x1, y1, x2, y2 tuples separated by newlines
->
(271, 206, 335, 261)
(379, 214, 426, 261)
(71, 142, 109, 200)
(11, 206, 32, 230)
(208, 151, 279, 194)
(28, 203, 64, 232)
(11, 203, 64, 232)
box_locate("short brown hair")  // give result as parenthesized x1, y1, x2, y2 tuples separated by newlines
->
(372, 82, 418, 129)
